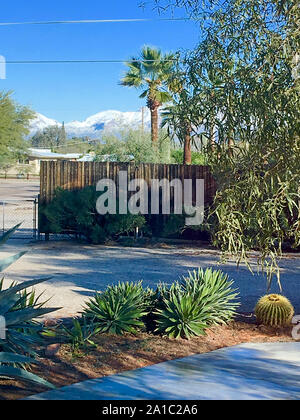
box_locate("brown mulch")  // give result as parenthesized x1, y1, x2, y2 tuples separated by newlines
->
(0, 318, 296, 401)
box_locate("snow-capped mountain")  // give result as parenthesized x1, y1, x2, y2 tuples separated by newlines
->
(30, 110, 152, 139)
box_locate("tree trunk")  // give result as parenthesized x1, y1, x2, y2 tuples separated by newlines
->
(228, 129, 235, 156)
(150, 105, 159, 145)
(183, 123, 192, 165)
(209, 120, 216, 151)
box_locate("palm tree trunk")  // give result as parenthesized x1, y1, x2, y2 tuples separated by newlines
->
(150, 105, 159, 144)
(183, 122, 192, 165)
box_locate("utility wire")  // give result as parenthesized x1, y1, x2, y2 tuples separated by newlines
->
(0, 17, 194, 27)
(6, 59, 178, 64)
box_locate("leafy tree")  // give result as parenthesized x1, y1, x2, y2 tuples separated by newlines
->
(0, 91, 34, 168)
(53, 136, 95, 154)
(31, 125, 67, 149)
(121, 46, 174, 144)
(95, 129, 171, 164)
(149, 0, 300, 288)
(171, 149, 207, 165)
(162, 102, 194, 164)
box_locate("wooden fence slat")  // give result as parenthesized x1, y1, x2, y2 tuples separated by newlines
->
(39, 161, 217, 206)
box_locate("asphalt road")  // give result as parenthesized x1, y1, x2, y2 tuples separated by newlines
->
(0, 179, 40, 201)
(2, 240, 300, 319)
(0, 180, 299, 320)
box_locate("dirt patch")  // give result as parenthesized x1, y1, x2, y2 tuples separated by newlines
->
(0, 321, 295, 400)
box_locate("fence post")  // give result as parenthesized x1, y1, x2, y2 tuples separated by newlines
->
(37, 195, 41, 241)
(33, 198, 37, 240)
(2, 202, 4, 234)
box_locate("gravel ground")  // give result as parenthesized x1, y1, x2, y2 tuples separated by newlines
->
(1, 240, 300, 319)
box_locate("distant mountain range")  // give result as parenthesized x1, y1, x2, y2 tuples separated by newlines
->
(29, 109, 152, 139)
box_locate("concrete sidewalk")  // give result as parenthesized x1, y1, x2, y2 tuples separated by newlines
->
(1, 240, 300, 319)
(27, 342, 300, 400)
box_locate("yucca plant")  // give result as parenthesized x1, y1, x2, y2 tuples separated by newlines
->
(155, 268, 240, 339)
(0, 224, 58, 388)
(84, 281, 148, 335)
(255, 294, 294, 327)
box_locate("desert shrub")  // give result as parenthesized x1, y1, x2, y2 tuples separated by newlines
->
(40, 186, 96, 235)
(104, 213, 146, 237)
(40, 186, 146, 243)
(160, 214, 186, 238)
(83, 282, 148, 335)
(154, 268, 239, 339)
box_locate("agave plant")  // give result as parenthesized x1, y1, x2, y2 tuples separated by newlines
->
(155, 287, 208, 339)
(84, 281, 148, 335)
(61, 317, 101, 351)
(155, 268, 240, 339)
(0, 224, 58, 388)
(180, 268, 240, 325)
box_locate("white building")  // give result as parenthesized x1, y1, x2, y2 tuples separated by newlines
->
(2, 149, 95, 178)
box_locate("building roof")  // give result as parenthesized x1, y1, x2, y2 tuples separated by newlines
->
(28, 148, 81, 160)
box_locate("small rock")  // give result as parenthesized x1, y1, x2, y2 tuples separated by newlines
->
(44, 318, 62, 327)
(45, 343, 61, 357)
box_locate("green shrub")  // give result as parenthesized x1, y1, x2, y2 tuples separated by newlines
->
(105, 213, 146, 237)
(61, 317, 101, 351)
(155, 268, 239, 339)
(171, 149, 208, 165)
(83, 282, 148, 335)
(40, 186, 146, 243)
(0, 225, 58, 388)
(160, 214, 186, 238)
(40, 186, 96, 235)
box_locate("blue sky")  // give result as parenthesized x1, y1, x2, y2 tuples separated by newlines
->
(0, 0, 200, 122)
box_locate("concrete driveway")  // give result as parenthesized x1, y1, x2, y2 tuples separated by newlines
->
(1, 240, 300, 319)
(27, 342, 300, 400)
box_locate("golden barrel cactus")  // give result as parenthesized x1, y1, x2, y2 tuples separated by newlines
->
(255, 294, 294, 327)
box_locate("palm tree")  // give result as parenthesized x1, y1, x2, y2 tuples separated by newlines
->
(121, 46, 174, 144)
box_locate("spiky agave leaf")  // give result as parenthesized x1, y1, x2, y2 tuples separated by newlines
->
(155, 288, 208, 339)
(0, 223, 27, 272)
(0, 223, 22, 245)
(61, 317, 101, 350)
(155, 268, 240, 339)
(181, 268, 240, 325)
(84, 281, 148, 335)
(0, 364, 55, 389)
(0, 226, 58, 388)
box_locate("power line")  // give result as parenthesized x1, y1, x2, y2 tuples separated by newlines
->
(54, 139, 100, 149)
(6, 59, 178, 64)
(0, 17, 194, 27)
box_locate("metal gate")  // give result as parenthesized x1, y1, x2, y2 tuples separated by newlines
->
(1, 198, 38, 239)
